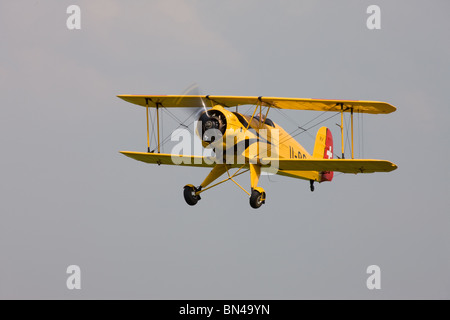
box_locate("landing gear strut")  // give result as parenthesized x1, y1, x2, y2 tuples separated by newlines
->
(310, 180, 315, 192)
(183, 185, 201, 206)
(182, 164, 268, 209)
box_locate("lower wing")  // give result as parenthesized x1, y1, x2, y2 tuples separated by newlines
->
(261, 158, 397, 173)
(120, 151, 216, 167)
(121, 152, 397, 173)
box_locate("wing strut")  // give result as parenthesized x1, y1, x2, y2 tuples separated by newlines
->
(338, 103, 356, 159)
(146, 98, 150, 153)
(246, 100, 260, 130)
(340, 103, 345, 159)
(144, 99, 162, 154)
(156, 102, 161, 153)
(351, 107, 354, 159)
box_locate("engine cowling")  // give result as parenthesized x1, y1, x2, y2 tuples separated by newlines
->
(196, 109, 227, 145)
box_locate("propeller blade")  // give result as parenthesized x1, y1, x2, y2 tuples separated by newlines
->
(180, 83, 209, 119)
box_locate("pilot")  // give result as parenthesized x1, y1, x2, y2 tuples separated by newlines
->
(257, 112, 266, 123)
(256, 112, 275, 127)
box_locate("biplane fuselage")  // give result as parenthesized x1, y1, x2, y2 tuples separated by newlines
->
(117, 94, 397, 209)
(196, 104, 321, 182)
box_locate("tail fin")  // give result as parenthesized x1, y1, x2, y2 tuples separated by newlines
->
(313, 126, 334, 182)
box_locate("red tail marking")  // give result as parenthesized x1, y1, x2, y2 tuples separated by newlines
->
(321, 128, 334, 182)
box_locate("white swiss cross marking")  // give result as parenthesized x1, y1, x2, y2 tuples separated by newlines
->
(326, 146, 333, 159)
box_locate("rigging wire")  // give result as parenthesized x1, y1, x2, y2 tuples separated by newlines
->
(243, 105, 253, 115)
(274, 108, 328, 141)
(278, 112, 340, 146)
(148, 106, 156, 151)
(274, 108, 303, 127)
(344, 112, 351, 157)
(162, 106, 188, 126)
(157, 107, 199, 148)
(266, 172, 277, 183)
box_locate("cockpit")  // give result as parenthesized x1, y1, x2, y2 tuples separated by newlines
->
(254, 113, 275, 127)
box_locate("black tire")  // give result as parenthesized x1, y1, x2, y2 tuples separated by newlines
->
(249, 189, 265, 209)
(183, 186, 200, 206)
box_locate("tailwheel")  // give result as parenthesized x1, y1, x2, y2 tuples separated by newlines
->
(183, 185, 201, 206)
(310, 180, 315, 192)
(249, 188, 266, 209)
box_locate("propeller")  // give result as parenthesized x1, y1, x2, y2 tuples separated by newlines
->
(179, 83, 210, 120)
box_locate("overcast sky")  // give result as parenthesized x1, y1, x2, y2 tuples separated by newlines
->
(1, 0, 449, 299)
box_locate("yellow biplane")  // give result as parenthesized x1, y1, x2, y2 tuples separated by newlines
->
(118, 95, 397, 209)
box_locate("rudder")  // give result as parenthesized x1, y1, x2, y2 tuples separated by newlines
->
(313, 126, 334, 182)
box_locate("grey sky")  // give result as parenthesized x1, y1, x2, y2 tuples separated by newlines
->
(1, 0, 449, 299)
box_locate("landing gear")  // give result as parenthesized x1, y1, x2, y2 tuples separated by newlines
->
(250, 188, 266, 209)
(183, 164, 267, 209)
(183, 185, 201, 206)
(310, 180, 315, 192)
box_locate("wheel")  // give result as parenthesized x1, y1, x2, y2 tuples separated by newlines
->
(310, 180, 315, 192)
(250, 189, 265, 209)
(183, 185, 201, 206)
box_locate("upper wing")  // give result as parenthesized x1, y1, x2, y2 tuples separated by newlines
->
(256, 97, 396, 114)
(261, 158, 398, 173)
(120, 151, 216, 167)
(117, 95, 214, 109)
(117, 95, 396, 114)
